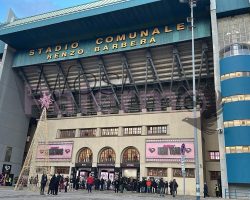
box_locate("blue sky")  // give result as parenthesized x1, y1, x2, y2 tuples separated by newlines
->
(0, 0, 96, 22)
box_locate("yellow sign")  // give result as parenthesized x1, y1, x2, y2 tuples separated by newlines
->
(28, 23, 187, 60)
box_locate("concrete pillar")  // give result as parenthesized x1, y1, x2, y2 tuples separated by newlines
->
(50, 166, 55, 175)
(96, 128, 101, 137)
(210, 0, 229, 197)
(75, 129, 80, 137)
(142, 126, 147, 135)
(168, 168, 173, 181)
(0, 43, 29, 178)
(118, 127, 123, 136)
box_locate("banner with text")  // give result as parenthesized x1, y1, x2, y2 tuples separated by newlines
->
(146, 139, 194, 162)
(36, 142, 73, 161)
(13, 19, 210, 67)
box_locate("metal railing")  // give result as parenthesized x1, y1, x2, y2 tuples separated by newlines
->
(220, 43, 250, 59)
(225, 189, 250, 199)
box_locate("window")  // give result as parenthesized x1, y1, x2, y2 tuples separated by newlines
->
(173, 168, 195, 178)
(101, 128, 118, 136)
(210, 171, 221, 180)
(55, 167, 70, 174)
(99, 147, 115, 163)
(146, 97, 155, 111)
(36, 166, 50, 174)
(123, 127, 142, 135)
(59, 129, 76, 138)
(122, 147, 140, 163)
(4, 146, 12, 162)
(78, 148, 93, 163)
(147, 125, 167, 135)
(147, 168, 167, 177)
(209, 151, 220, 160)
(79, 129, 96, 137)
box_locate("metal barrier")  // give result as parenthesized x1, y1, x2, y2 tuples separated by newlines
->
(220, 43, 250, 59)
(225, 189, 250, 199)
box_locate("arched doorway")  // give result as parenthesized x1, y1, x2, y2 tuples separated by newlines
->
(75, 147, 93, 179)
(97, 147, 116, 181)
(78, 147, 93, 163)
(121, 147, 140, 181)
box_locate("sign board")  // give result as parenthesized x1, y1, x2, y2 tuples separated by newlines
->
(2, 164, 11, 174)
(36, 142, 73, 160)
(146, 139, 194, 162)
(13, 19, 210, 67)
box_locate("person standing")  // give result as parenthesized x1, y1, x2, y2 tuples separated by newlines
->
(40, 173, 47, 195)
(86, 175, 94, 193)
(169, 180, 173, 195)
(48, 175, 56, 195)
(171, 179, 178, 197)
(158, 178, 165, 197)
(75, 176, 80, 190)
(146, 178, 152, 193)
(64, 177, 69, 193)
(152, 179, 157, 193)
(114, 179, 120, 193)
(215, 184, 220, 197)
(100, 178, 105, 191)
(164, 181, 168, 195)
(204, 182, 208, 198)
(141, 178, 146, 193)
(107, 179, 111, 190)
(54, 173, 61, 195)
(59, 175, 64, 192)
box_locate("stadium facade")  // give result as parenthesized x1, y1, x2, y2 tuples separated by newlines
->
(0, 0, 249, 197)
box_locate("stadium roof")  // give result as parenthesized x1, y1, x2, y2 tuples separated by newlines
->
(0, 0, 210, 49)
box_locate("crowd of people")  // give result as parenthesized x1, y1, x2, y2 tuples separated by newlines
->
(1, 173, 222, 198)
(36, 174, 180, 197)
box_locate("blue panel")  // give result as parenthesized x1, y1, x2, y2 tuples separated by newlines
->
(216, 0, 250, 14)
(223, 101, 250, 121)
(225, 127, 250, 146)
(220, 55, 250, 75)
(12, 19, 211, 67)
(226, 153, 250, 183)
(221, 77, 250, 97)
(0, 40, 4, 56)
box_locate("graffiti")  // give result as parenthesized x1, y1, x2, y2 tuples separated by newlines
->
(23, 62, 216, 125)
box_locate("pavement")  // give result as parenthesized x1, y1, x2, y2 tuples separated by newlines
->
(0, 187, 228, 200)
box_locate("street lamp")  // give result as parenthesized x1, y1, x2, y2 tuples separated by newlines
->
(179, 1, 200, 200)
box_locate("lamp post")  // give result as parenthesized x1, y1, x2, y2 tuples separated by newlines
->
(179, 1, 200, 199)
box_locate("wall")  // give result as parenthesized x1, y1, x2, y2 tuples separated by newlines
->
(202, 116, 221, 197)
(0, 44, 29, 178)
(220, 55, 250, 184)
(216, 0, 250, 14)
(33, 110, 204, 195)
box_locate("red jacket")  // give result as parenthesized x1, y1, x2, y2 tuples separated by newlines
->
(146, 180, 152, 187)
(87, 176, 94, 185)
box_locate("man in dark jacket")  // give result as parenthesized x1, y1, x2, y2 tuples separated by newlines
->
(107, 179, 111, 190)
(114, 179, 120, 193)
(40, 173, 47, 195)
(100, 178, 105, 191)
(204, 182, 209, 198)
(164, 181, 168, 194)
(141, 178, 146, 193)
(169, 180, 173, 195)
(159, 178, 165, 197)
(172, 179, 178, 197)
(54, 173, 61, 195)
(48, 175, 56, 195)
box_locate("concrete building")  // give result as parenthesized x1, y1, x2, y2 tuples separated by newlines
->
(0, 0, 249, 197)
